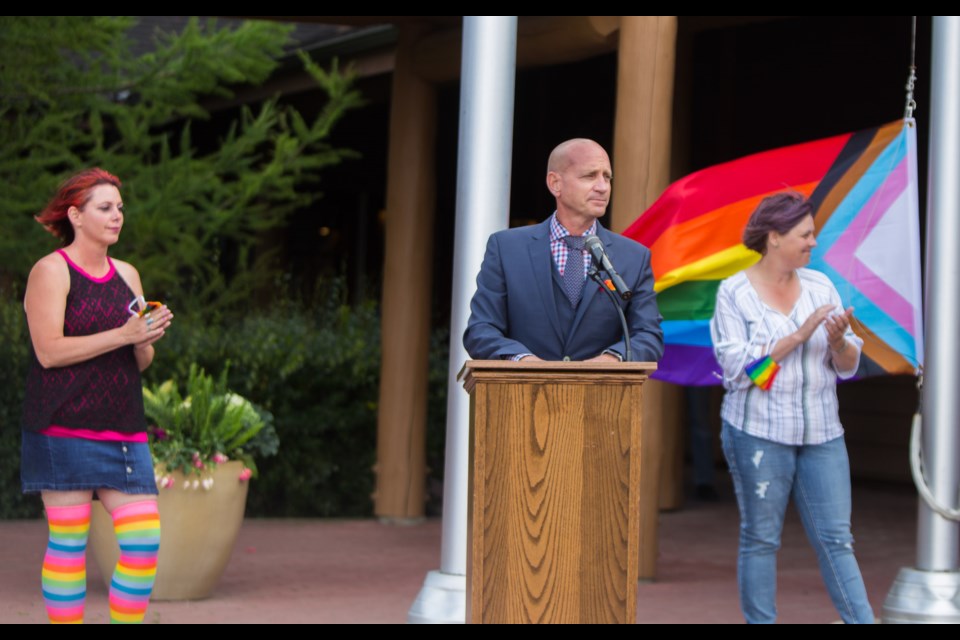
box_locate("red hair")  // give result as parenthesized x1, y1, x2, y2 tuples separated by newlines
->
(35, 168, 122, 244)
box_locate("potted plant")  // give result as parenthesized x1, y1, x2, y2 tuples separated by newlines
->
(89, 364, 278, 600)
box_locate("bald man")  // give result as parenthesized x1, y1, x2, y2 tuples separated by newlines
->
(464, 138, 663, 363)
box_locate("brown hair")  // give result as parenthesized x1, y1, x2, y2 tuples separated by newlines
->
(742, 191, 813, 254)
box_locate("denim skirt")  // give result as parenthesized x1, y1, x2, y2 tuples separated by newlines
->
(21, 430, 158, 495)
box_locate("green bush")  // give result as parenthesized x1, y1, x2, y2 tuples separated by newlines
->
(0, 285, 381, 518)
(425, 327, 449, 515)
(0, 284, 451, 519)
(147, 286, 382, 517)
(0, 294, 42, 518)
(0, 16, 362, 317)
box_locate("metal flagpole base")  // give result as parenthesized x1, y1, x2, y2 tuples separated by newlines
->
(407, 570, 466, 624)
(882, 567, 960, 623)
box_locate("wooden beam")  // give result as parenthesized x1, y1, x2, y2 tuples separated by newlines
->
(609, 15, 680, 581)
(413, 16, 621, 82)
(374, 25, 437, 521)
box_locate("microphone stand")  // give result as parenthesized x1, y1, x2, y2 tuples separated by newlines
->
(588, 264, 632, 362)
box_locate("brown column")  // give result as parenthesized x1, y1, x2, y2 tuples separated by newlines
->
(609, 15, 680, 580)
(609, 15, 677, 234)
(374, 25, 437, 521)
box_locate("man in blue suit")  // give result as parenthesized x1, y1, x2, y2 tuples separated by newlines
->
(464, 138, 664, 363)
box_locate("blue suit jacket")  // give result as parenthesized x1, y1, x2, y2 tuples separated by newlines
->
(464, 218, 664, 362)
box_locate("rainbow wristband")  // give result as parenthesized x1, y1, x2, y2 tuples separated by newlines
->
(745, 355, 780, 390)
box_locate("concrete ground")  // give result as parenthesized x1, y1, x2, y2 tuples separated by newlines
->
(0, 479, 920, 623)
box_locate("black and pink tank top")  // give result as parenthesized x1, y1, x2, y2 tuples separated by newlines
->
(21, 250, 146, 434)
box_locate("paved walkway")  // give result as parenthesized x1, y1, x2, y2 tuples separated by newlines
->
(0, 480, 919, 623)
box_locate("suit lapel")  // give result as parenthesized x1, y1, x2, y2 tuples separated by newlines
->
(528, 220, 563, 345)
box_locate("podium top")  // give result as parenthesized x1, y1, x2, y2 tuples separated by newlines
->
(459, 359, 657, 393)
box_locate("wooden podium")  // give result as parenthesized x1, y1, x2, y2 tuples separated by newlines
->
(461, 360, 656, 624)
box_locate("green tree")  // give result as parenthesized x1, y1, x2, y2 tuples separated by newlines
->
(0, 16, 362, 313)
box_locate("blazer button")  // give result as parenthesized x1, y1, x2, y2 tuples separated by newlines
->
(562, 356, 571, 362)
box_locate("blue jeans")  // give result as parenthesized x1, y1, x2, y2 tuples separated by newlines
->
(721, 422, 874, 624)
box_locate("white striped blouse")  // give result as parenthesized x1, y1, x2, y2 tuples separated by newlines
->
(710, 268, 862, 446)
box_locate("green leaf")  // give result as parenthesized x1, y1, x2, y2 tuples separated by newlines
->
(0, 17, 360, 316)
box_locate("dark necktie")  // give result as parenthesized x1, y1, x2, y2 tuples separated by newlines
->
(563, 235, 586, 307)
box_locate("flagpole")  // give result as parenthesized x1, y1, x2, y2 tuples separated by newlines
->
(407, 16, 517, 624)
(883, 15, 960, 624)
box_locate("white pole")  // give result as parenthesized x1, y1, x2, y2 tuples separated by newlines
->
(883, 15, 960, 623)
(408, 16, 517, 624)
(915, 14, 960, 574)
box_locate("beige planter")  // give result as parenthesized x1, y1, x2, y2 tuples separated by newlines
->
(89, 460, 250, 601)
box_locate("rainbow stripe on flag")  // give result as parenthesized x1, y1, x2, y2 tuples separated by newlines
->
(624, 119, 924, 386)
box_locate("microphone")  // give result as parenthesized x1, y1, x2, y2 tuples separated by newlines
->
(584, 235, 632, 301)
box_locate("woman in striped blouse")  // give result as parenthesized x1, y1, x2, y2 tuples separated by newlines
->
(710, 192, 874, 624)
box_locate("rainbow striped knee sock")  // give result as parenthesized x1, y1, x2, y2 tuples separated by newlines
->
(42, 503, 91, 624)
(108, 500, 160, 624)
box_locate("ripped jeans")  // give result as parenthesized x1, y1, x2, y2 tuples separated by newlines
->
(721, 421, 874, 624)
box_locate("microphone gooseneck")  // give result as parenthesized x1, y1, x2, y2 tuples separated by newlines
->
(583, 235, 632, 301)
(588, 265, 633, 362)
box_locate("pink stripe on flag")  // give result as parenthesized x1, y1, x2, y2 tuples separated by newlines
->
(825, 155, 915, 333)
(845, 259, 915, 334)
(828, 155, 908, 257)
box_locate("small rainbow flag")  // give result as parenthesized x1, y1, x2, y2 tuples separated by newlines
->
(744, 356, 781, 391)
(624, 119, 924, 386)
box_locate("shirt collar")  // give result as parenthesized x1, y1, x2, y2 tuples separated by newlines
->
(549, 212, 597, 242)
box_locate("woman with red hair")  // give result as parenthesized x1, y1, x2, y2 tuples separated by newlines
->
(22, 168, 173, 623)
